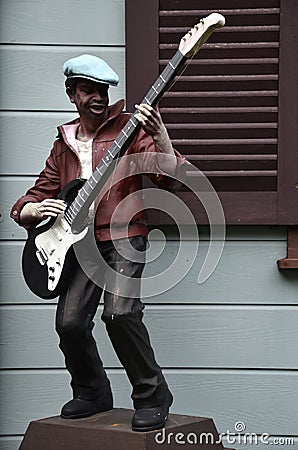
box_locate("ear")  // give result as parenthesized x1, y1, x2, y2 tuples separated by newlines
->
(66, 86, 75, 104)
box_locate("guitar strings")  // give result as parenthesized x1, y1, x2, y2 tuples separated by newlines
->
(104, 51, 195, 201)
(104, 51, 187, 202)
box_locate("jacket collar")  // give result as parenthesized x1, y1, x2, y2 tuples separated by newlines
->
(57, 99, 125, 147)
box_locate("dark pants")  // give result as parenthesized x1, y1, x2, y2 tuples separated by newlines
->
(55, 236, 170, 409)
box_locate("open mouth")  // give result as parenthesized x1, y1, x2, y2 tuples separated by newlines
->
(89, 103, 105, 112)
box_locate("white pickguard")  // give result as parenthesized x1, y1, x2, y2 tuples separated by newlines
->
(34, 214, 88, 291)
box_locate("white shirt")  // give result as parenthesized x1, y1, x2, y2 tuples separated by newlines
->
(76, 138, 95, 223)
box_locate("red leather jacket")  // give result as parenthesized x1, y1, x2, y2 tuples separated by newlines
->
(11, 100, 188, 241)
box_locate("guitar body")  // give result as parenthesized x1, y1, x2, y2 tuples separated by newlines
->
(22, 179, 88, 299)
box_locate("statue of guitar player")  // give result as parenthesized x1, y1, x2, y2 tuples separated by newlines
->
(10, 54, 188, 431)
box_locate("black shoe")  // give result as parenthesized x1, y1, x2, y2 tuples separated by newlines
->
(131, 392, 173, 432)
(61, 392, 113, 419)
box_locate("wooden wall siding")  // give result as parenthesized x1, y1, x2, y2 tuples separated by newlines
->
(126, 0, 298, 224)
(2, 238, 298, 306)
(0, 47, 125, 110)
(0, 0, 125, 45)
(1, 0, 298, 448)
(1, 305, 298, 369)
(1, 370, 298, 436)
(0, 113, 77, 175)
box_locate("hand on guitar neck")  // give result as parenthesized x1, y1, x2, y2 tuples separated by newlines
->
(135, 103, 177, 175)
(20, 199, 67, 225)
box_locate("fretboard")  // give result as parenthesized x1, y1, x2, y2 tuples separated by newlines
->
(65, 49, 186, 230)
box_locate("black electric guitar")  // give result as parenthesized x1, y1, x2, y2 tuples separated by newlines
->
(22, 13, 225, 299)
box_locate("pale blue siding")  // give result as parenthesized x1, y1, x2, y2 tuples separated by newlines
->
(0, 1, 297, 449)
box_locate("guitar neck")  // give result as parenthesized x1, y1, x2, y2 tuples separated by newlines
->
(65, 49, 187, 230)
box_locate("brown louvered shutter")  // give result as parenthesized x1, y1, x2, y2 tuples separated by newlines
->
(125, 0, 298, 225)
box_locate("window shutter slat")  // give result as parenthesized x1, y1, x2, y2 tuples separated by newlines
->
(158, 1, 279, 224)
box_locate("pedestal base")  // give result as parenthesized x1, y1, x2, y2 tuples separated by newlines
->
(19, 408, 234, 450)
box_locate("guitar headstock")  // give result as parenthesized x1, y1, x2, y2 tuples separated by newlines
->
(178, 13, 225, 59)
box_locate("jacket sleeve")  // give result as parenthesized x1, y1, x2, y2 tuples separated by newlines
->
(132, 128, 190, 192)
(10, 143, 61, 229)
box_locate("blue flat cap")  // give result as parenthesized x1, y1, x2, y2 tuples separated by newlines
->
(63, 54, 119, 87)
